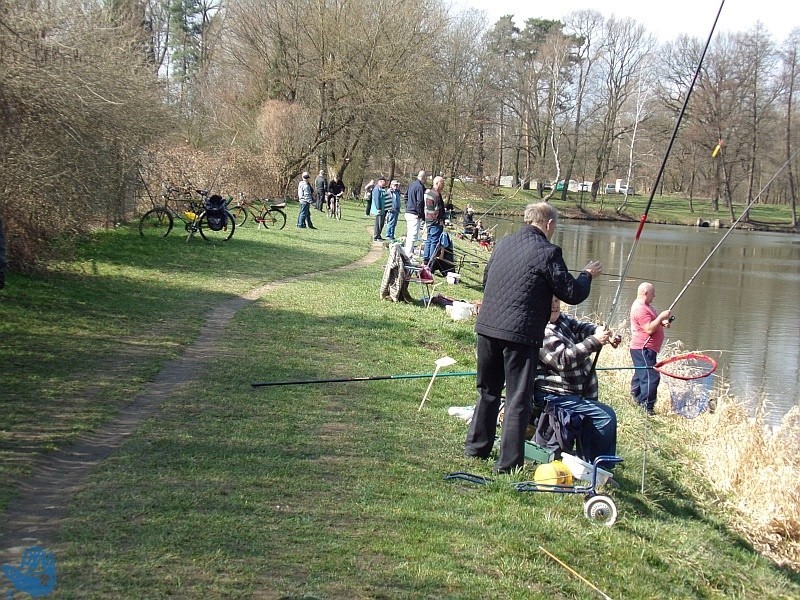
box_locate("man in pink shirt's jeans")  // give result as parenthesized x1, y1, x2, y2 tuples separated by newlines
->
(630, 282, 673, 415)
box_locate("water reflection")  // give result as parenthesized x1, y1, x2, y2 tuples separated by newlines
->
(486, 218, 800, 425)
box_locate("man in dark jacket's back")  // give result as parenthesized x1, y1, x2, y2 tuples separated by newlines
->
(465, 202, 603, 473)
(403, 170, 427, 259)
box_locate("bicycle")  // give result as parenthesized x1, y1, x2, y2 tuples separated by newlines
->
(139, 186, 236, 242)
(228, 193, 287, 230)
(326, 191, 343, 220)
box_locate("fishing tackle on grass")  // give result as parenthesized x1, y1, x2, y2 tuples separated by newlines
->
(250, 356, 715, 388)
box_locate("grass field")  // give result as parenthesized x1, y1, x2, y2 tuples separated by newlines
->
(456, 184, 799, 230)
(1, 199, 798, 598)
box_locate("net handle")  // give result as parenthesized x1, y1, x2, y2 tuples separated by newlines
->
(654, 352, 718, 381)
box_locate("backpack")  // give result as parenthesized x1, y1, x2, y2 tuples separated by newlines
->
(205, 195, 227, 231)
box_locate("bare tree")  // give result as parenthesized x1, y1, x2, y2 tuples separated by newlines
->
(0, 2, 174, 270)
(779, 29, 800, 227)
(592, 17, 651, 211)
(562, 9, 604, 206)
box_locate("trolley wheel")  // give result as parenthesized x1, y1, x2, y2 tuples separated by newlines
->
(583, 495, 618, 527)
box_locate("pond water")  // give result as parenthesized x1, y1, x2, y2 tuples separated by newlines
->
(484, 217, 800, 426)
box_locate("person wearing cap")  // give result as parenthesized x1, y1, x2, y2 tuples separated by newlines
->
(370, 176, 387, 241)
(314, 170, 328, 212)
(297, 172, 317, 229)
(384, 180, 402, 241)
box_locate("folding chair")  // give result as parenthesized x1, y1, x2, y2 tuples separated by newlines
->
(380, 243, 439, 307)
(404, 262, 440, 308)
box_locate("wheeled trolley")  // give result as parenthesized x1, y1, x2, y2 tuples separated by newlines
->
(445, 455, 624, 527)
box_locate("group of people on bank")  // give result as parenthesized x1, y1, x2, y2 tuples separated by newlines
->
(296, 170, 346, 229)
(302, 168, 449, 268)
(363, 171, 447, 268)
(297, 167, 671, 472)
(464, 201, 672, 473)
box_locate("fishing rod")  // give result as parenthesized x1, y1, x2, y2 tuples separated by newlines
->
(603, 0, 726, 328)
(251, 371, 476, 387)
(251, 366, 653, 388)
(665, 149, 800, 313)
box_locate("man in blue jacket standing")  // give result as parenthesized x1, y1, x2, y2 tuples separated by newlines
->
(370, 176, 387, 241)
(465, 202, 603, 474)
(385, 179, 402, 241)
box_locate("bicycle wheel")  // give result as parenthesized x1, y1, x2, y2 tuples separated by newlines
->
(326, 199, 333, 219)
(260, 208, 287, 230)
(199, 210, 235, 241)
(139, 208, 174, 237)
(229, 204, 249, 227)
(335, 199, 342, 220)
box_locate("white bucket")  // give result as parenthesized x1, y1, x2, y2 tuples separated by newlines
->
(450, 301, 473, 321)
(446, 272, 461, 284)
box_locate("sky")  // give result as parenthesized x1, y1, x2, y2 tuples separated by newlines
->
(453, 0, 799, 43)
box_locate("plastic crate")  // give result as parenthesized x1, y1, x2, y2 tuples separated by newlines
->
(524, 441, 553, 464)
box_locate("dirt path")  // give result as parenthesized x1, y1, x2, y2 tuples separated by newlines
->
(0, 245, 385, 568)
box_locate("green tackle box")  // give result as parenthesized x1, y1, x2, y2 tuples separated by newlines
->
(524, 441, 553, 464)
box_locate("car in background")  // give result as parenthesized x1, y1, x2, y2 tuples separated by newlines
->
(604, 184, 617, 194)
(619, 184, 635, 195)
(541, 180, 553, 191)
(579, 181, 593, 192)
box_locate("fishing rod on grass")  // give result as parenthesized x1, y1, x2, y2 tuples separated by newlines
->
(251, 364, 691, 388)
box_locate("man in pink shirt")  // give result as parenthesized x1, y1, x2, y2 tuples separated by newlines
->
(630, 282, 672, 415)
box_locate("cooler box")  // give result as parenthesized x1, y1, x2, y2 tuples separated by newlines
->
(524, 441, 553, 464)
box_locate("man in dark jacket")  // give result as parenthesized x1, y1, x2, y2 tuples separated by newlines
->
(464, 202, 603, 473)
(403, 170, 427, 259)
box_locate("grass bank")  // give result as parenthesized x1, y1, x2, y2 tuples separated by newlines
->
(1, 200, 798, 597)
(455, 184, 799, 232)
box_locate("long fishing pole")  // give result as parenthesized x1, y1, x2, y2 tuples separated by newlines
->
(603, 0, 726, 328)
(251, 371, 476, 387)
(251, 366, 648, 388)
(665, 149, 799, 313)
(593, 0, 727, 495)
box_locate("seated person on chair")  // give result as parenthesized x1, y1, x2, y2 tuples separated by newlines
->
(533, 296, 620, 463)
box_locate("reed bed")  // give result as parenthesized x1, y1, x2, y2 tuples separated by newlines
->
(597, 337, 800, 569)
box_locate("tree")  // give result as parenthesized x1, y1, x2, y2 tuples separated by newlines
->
(0, 1, 173, 269)
(591, 17, 652, 210)
(779, 29, 800, 227)
(223, 0, 446, 192)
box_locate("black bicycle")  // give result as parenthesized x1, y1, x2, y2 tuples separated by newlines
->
(326, 191, 343, 220)
(139, 187, 236, 242)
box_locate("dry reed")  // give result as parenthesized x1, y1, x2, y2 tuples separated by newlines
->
(597, 338, 799, 570)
